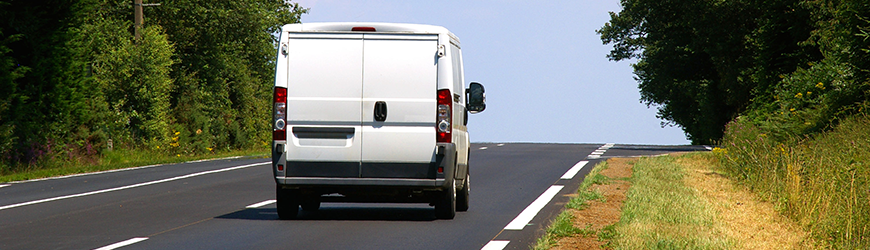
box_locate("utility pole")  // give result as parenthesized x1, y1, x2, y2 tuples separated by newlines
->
(134, 0, 143, 40)
(133, 0, 161, 40)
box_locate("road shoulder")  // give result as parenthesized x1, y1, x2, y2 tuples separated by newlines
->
(543, 153, 814, 249)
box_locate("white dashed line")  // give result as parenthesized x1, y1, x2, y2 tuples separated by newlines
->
(481, 240, 510, 250)
(504, 185, 564, 230)
(561, 161, 589, 180)
(497, 144, 505, 147)
(704, 146, 713, 151)
(0, 162, 269, 211)
(94, 237, 148, 250)
(587, 143, 615, 159)
(246, 200, 276, 209)
(479, 147, 488, 150)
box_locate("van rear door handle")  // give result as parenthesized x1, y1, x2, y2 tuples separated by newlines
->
(374, 101, 387, 122)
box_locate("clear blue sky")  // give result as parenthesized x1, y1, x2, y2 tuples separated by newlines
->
(292, 0, 691, 145)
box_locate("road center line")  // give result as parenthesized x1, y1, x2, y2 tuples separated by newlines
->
(0, 162, 270, 211)
(94, 237, 148, 250)
(246, 200, 276, 208)
(481, 240, 510, 250)
(561, 161, 589, 180)
(504, 185, 564, 230)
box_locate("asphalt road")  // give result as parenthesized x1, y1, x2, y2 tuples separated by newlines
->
(0, 143, 707, 250)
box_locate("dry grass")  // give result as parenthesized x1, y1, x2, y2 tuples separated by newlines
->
(680, 154, 816, 249)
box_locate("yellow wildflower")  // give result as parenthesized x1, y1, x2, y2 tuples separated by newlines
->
(795, 93, 803, 98)
(175, 131, 181, 136)
(815, 82, 825, 90)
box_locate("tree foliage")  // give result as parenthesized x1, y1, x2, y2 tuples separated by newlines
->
(0, 0, 306, 169)
(600, 0, 869, 144)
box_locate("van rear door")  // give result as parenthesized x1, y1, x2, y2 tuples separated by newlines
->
(285, 33, 363, 177)
(360, 34, 439, 178)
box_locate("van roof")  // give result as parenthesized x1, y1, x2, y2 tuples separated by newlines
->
(285, 22, 459, 44)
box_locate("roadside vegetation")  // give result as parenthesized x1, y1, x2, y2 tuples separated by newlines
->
(718, 115, 870, 248)
(537, 155, 815, 249)
(0, 0, 306, 178)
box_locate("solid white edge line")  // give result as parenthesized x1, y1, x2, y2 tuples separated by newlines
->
(246, 200, 276, 209)
(561, 161, 589, 180)
(504, 185, 564, 230)
(481, 240, 510, 250)
(10, 156, 249, 184)
(0, 184, 9, 188)
(94, 237, 148, 250)
(0, 162, 270, 211)
(704, 146, 713, 151)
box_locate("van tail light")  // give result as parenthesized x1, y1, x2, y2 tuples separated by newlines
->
(273, 87, 287, 141)
(352, 27, 376, 32)
(436, 89, 452, 143)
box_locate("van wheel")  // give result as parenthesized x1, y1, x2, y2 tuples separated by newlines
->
(435, 179, 457, 219)
(456, 173, 469, 212)
(276, 186, 299, 220)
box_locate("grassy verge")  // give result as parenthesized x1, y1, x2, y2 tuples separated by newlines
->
(607, 154, 734, 249)
(720, 115, 870, 248)
(536, 153, 814, 249)
(0, 147, 267, 183)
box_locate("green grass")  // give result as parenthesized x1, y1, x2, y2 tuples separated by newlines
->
(533, 210, 593, 250)
(605, 155, 734, 250)
(719, 114, 870, 248)
(0, 147, 268, 183)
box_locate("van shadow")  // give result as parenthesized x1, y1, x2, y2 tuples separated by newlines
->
(217, 206, 438, 222)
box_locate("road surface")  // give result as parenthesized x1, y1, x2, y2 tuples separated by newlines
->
(0, 143, 706, 249)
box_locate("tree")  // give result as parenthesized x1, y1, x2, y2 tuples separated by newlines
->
(599, 0, 822, 144)
(150, 0, 306, 152)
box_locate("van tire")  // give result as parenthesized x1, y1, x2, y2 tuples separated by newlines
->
(456, 173, 469, 212)
(435, 179, 457, 219)
(276, 186, 299, 220)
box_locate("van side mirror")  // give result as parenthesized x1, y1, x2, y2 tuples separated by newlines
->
(466, 82, 486, 113)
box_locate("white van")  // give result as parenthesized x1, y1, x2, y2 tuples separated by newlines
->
(271, 22, 486, 220)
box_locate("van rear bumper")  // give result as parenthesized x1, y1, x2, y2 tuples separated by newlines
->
(275, 177, 445, 187)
